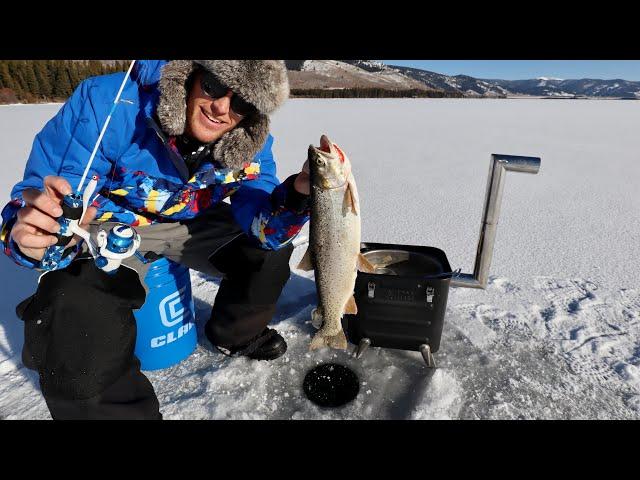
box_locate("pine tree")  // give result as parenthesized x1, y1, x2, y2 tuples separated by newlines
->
(52, 60, 72, 99)
(62, 62, 73, 97)
(74, 60, 87, 83)
(50, 61, 61, 98)
(9, 61, 25, 92)
(0, 62, 13, 90)
(24, 62, 40, 98)
(88, 60, 102, 77)
(34, 60, 53, 98)
(68, 61, 80, 89)
(8, 61, 27, 100)
(64, 60, 74, 96)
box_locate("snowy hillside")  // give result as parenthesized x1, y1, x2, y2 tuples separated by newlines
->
(1, 100, 639, 419)
(286, 60, 433, 91)
(388, 65, 509, 97)
(390, 65, 640, 98)
(488, 78, 640, 98)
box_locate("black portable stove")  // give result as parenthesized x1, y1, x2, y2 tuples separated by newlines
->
(342, 154, 542, 367)
(342, 243, 454, 367)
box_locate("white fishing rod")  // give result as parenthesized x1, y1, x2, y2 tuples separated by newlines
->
(40, 60, 141, 272)
(77, 60, 136, 194)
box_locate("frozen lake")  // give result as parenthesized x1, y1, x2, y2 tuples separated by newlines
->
(1, 99, 639, 419)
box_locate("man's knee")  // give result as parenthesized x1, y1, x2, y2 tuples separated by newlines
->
(18, 260, 158, 418)
(211, 238, 294, 303)
(258, 243, 295, 289)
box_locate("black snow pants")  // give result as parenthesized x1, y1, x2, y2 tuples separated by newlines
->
(16, 203, 294, 420)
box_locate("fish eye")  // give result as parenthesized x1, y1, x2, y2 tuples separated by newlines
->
(315, 158, 324, 166)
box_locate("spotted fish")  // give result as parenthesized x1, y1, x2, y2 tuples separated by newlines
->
(297, 135, 375, 350)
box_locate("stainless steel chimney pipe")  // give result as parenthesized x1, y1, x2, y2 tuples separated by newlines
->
(450, 154, 541, 289)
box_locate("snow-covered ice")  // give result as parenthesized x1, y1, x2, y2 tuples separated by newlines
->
(1, 99, 639, 419)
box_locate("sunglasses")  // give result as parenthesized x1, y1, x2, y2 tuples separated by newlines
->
(199, 72, 258, 117)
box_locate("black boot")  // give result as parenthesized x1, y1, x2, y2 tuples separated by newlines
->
(215, 327, 287, 361)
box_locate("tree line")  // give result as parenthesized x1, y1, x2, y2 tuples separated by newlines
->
(0, 60, 129, 104)
(290, 87, 465, 99)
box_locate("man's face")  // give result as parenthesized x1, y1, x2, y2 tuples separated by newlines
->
(184, 71, 243, 143)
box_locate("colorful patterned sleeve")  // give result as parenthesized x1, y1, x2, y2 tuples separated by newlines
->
(0, 198, 81, 270)
(249, 173, 311, 250)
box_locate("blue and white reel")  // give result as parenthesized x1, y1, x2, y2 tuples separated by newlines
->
(94, 224, 141, 274)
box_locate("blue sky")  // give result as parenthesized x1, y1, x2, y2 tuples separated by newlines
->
(378, 60, 640, 81)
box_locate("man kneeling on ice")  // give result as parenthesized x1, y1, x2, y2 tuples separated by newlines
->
(0, 60, 312, 419)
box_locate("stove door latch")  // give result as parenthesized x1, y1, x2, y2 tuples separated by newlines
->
(426, 286, 435, 303)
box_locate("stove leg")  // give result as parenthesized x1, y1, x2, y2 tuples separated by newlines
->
(354, 338, 371, 359)
(419, 344, 436, 368)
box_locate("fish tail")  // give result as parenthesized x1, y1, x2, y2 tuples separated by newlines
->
(309, 328, 348, 351)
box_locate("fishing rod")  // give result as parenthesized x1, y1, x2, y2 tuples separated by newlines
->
(40, 60, 141, 273)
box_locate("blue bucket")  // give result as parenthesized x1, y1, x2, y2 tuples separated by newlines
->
(133, 257, 197, 371)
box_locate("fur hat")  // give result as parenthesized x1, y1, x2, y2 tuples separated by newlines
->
(156, 60, 289, 170)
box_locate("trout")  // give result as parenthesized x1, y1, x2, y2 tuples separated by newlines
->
(297, 135, 375, 350)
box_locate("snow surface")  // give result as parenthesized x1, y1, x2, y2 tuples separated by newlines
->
(1, 99, 639, 419)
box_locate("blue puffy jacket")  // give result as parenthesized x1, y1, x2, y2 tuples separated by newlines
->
(1, 60, 310, 270)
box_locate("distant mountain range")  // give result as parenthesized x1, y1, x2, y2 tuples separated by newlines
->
(285, 60, 640, 98)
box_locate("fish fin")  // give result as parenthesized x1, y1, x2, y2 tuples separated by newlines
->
(309, 329, 348, 351)
(342, 183, 360, 216)
(357, 253, 376, 273)
(343, 184, 354, 215)
(347, 176, 360, 215)
(311, 307, 323, 329)
(344, 295, 358, 315)
(296, 247, 314, 271)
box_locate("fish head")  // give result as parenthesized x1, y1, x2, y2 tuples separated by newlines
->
(307, 135, 351, 190)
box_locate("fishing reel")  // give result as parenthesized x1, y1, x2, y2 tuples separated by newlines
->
(40, 175, 141, 274)
(94, 224, 141, 273)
